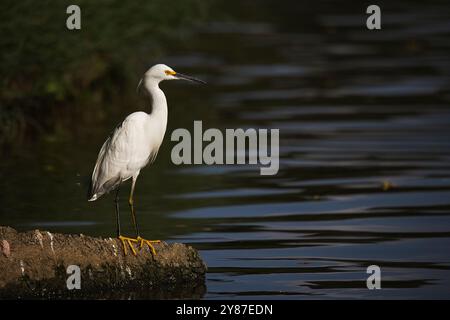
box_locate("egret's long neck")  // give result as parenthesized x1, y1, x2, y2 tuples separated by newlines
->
(144, 79, 167, 116)
(144, 78, 168, 136)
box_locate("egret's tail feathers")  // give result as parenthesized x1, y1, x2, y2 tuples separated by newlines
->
(88, 194, 98, 202)
(87, 181, 96, 201)
(87, 176, 121, 202)
(87, 180, 103, 202)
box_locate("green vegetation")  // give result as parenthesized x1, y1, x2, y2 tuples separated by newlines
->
(0, 0, 212, 146)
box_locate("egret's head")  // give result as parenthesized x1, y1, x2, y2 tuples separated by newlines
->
(143, 64, 206, 84)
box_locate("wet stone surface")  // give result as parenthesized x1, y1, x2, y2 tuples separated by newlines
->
(0, 226, 207, 299)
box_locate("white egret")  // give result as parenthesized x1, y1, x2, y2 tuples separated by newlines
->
(87, 64, 205, 255)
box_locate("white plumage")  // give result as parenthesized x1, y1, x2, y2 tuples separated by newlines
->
(88, 63, 198, 201)
(88, 110, 166, 201)
(87, 63, 205, 246)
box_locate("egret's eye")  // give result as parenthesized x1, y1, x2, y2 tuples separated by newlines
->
(165, 70, 176, 76)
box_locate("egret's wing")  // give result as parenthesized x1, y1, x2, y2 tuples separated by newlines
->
(88, 118, 136, 200)
(88, 112, 159, 201)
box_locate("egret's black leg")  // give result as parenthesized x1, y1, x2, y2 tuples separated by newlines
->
(116, 182, 138, 256)
(115, 183, 121, 237)
(129, 177, 140, 238)
(129, 176, 161, 255)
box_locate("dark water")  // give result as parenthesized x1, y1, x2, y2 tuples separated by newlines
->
(2, 0, 450, 299)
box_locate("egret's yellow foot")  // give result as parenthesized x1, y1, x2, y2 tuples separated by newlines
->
(118, 235, 138, 256)
(137, 236, 161, 255)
